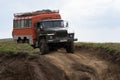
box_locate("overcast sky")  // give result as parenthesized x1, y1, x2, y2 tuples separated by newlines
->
(0, 0, 120, 42)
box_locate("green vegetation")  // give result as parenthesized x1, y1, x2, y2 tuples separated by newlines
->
(75, 42, 120, 52)
(0, 41, 120, 56)
(0, 41, 120, 65)
(0, 41, 39, 54)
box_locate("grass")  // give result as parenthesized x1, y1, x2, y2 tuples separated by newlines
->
(0, 41, 39, 54)
(0, 41, 120, 65)
(0, 41, 120, 56)
(0, 41, 120, 54)
(75, 42, 120, 52)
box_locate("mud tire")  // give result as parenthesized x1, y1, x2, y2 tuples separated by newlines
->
(66, 41, 74, 53)
(39, 39, 49, 55)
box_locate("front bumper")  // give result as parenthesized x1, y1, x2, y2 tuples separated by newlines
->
(47, 38, 77, 43)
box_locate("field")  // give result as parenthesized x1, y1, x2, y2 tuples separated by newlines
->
(0, 41, 120, 80)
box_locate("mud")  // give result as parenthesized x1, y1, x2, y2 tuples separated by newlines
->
(0, 49, 120, 80)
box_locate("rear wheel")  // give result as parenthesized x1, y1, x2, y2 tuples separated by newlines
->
(17, 39, 23, 43)
(39, 39, 49, 55)
(24, 39, 29, 43)
(66, 41, 74, 53)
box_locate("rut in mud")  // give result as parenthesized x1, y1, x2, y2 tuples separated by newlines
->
(0, 49, 120, 80)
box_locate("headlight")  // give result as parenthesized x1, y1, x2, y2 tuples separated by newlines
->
(69, 33, 74, 38)
(47, 34, 55, 40)
(70, 34, 73, 38)
(49, 35, 53, 39)
(48, 35, 54, 40)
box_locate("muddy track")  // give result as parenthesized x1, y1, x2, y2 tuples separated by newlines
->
(44, 50, 106, 80)
(0, 49, 120, 80)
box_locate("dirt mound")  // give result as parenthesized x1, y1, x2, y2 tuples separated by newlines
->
(0, 53, 67, 80)
(75, 45, 120, 65)
(0, 49, 120, 80)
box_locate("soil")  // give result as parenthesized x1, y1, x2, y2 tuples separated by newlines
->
(0, 48, 120, 80)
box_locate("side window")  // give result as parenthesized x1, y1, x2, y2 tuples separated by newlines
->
(28, 19, 32, 28)
(16, 21, 18, 28)
(17, 20, 21, 28)
(25, 19, 32, 28)
(24, 19, 27, 28)
(13, 20, 18, 28)
(13, 19, 32, 29)
(21, 19, 24, 28)
(13, 20, 16, 28)
(26, 19, 29, 28)
(26, 19, 32, 28)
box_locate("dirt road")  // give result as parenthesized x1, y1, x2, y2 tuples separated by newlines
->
(44, 49, 119, 80)
(0, 49, 120, 80)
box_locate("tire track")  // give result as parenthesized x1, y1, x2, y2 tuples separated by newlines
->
(44, 50, 107, 80)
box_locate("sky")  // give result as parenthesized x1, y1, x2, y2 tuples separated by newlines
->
(0, 0, 120, 42)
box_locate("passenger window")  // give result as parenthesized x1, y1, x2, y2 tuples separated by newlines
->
(28, 19, 32, 28)
(13, 19, 32, 29)
(21, 20, 24, 28)
(26, 19, 29, 27)
(13, 20, 17, 28)
(18, 20, 21, 28)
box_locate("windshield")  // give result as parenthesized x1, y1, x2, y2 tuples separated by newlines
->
(41, 20, 64, 28)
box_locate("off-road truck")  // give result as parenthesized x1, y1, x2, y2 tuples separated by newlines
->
(36, 19, 77, 54)
(12, 10, 77, 54)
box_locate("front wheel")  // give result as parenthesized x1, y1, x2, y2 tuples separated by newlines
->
(66, 41, 74, 53)
(39, 39, 49, 55)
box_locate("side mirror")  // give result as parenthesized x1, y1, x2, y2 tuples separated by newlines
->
(66, 22, 69, 27)
(35, 22, 43, 30)
(35, 23, 39, 29)
(40, 25, 43, 30)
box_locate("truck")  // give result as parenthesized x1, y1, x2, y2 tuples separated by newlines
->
(12, 9, 77, 54)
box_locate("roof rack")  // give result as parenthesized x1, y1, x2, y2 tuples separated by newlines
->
(14, 9, 59, 17)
